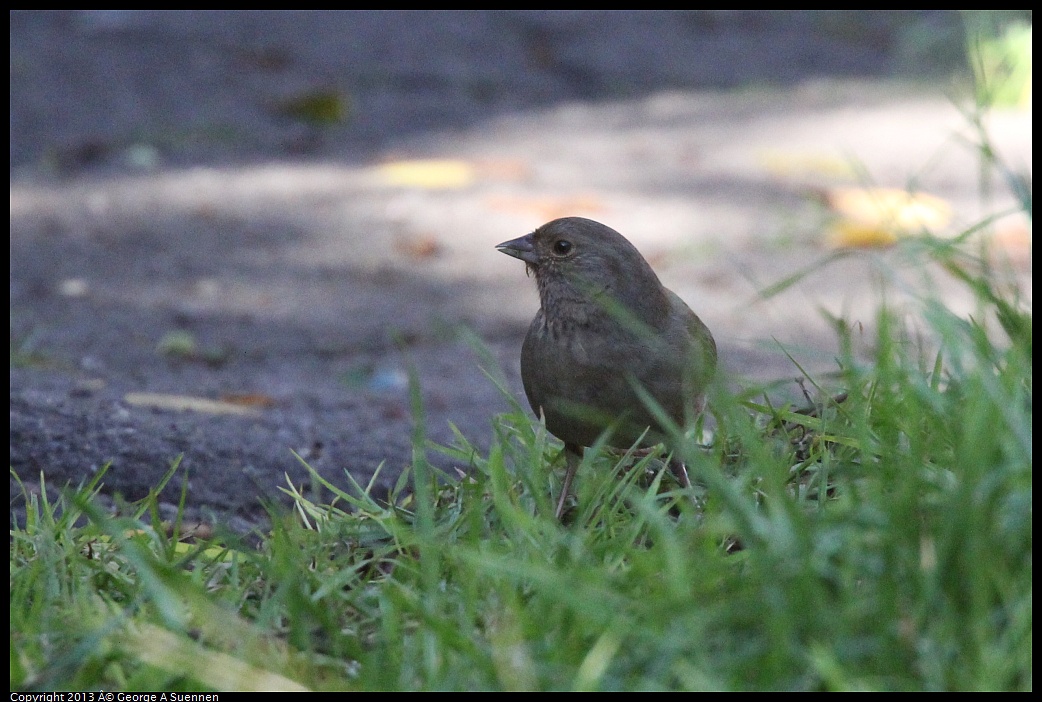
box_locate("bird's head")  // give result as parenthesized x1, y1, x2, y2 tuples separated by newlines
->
(496, 217, 670, 326)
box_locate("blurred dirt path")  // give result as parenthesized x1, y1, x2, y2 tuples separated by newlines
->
(10, 11, 1030, 528)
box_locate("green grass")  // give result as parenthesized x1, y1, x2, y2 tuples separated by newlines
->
(10, 220, 1031, 690)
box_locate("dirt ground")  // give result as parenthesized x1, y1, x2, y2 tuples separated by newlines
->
(9, 11, 1031, 530)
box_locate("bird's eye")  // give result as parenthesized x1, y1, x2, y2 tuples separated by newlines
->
(552, 239, 573, 256)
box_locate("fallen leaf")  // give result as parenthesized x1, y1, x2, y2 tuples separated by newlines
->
(124, 392, 262, 416)
(986, 220, 1032, 268)
(220, 392, 279, 409)
(275, 89, 349, 125)
(826, 220, 901, 248)
(394, 233, 442, 259)
(375, 159, 476, 189)
(162, 520, 214, 541)
(484, 193, 606, 221)
(157, 330, 198, 358)
(821, 186, 953, 248)
(157, 331, 230, 366)
(473, 158, 531, 181)
(758, 151, 858, 180)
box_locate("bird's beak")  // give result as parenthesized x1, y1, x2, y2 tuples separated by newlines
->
(495, 233, 539, 265)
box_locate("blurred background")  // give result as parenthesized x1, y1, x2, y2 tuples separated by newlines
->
(9, 11, 1032, 525)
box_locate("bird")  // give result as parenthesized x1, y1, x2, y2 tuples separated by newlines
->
(496, 217, 717, 518)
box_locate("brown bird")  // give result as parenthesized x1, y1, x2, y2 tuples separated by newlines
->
(496, 217, 717, 518)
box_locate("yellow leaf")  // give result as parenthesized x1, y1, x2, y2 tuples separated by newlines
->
(823, 187, 953, 248)
(826, 220, 900, 248)
(124, 392, 262, 416)
(375, 159, 476, 189)
(758, 151, 858, 180)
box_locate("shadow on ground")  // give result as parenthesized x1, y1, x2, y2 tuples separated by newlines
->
(11, 11, 1029, 528)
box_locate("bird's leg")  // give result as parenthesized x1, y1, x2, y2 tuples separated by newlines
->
(666, 456, 692, 489)
(668, 456, 705, 512)
(555, 444, 583, 520)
